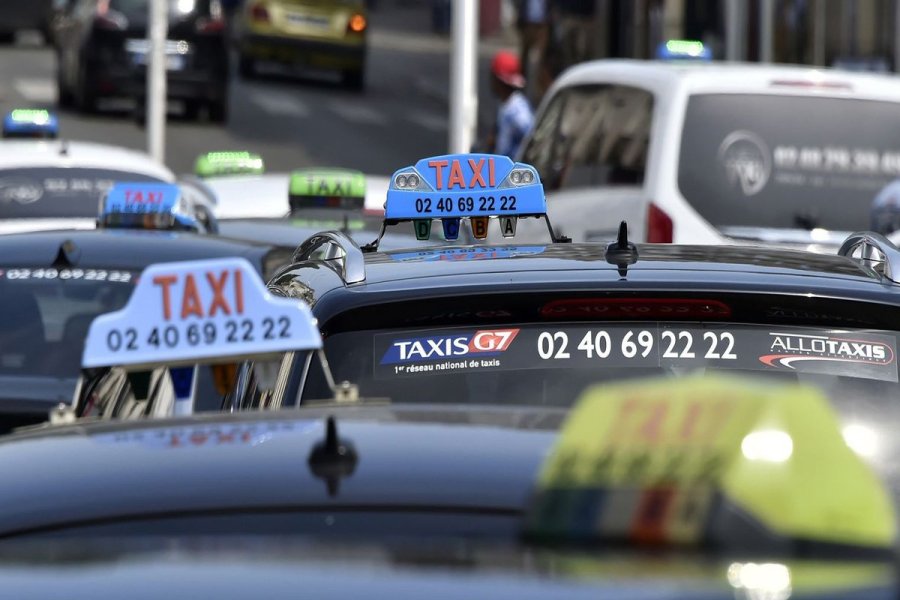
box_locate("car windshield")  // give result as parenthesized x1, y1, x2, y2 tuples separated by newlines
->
(0, 268, 136, 390)
(0, 168, 166, 219)
(678, 93, 900, 231)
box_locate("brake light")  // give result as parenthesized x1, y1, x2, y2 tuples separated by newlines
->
(348, 13, 367, 33)
(250, 3, 270, 22)
(540, 298, 732, 320)
(647, 203, 673, 243)
(196, 16, 226, 33)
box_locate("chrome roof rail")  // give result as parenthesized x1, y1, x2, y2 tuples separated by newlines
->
(837, 231, 900, 283)
(292, 230, 366, 284)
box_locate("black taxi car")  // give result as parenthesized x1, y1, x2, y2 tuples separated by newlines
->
(257, 155, 900, 418)
(0, 181, 292, 431)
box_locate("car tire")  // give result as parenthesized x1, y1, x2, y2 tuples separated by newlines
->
(208, 99, 228, 124)
(184, 99, 201, 121)
(341, 68, 365, 91)
(238, 54, 256, 79)
(0, 31, 15, 45)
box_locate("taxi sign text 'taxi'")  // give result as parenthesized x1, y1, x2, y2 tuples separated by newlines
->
(82, 258, 322, 370)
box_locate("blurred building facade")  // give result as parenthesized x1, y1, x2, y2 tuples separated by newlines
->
(555, 0, 899, 71)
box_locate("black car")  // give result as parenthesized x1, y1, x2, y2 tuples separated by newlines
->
(53, 0, 229, 121)
(0, 229, 292, 431)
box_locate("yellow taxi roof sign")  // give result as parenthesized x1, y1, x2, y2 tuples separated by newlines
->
(526, 375, 895, 551)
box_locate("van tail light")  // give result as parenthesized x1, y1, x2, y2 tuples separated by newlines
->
(347, 13, 367, 33)
(647, 203, 673, 243)
(250, 3, 270, 22)
(196, 16, 226, 33)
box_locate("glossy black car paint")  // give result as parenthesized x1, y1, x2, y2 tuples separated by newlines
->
(0, 405, 561, 539)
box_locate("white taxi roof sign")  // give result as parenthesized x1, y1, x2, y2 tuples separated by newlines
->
(82, 257, 321, 370)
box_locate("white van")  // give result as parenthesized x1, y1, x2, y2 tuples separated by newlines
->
(515, 60, 900, 250)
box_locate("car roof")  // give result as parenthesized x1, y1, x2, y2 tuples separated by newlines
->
(204, 172, 389, 219)
(0, 405, 560, 538)
(0, 229, 288, 270)
(0, 140, 173, 181)
(554, 59, 900, 101)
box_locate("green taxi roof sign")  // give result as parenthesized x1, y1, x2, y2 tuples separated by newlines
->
(289, 168, 366, 211)
(194, 151, 265, 178)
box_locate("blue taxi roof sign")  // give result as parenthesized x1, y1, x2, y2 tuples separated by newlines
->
(364, 153, 567, 251)
(82, 257, 322, 370)
(656, 39, 711, 61)
(2, 109, 59, 139)
(99, 182, 200, 232)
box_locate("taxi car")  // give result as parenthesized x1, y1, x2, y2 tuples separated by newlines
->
(518, 61, 900, 249)
(185, 153, 414, 249)
(237, 0, 367, 90)
(0, 182, 292, 431)
(0, 124, 174, 233)
(250, 154, 900, 429)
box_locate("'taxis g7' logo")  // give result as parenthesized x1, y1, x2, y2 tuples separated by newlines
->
(381, 329, 519, 364)
(717, 130, 771, 196)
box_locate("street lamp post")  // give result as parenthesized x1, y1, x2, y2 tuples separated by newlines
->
(148, 0, 167, 163)
(448, 0, 479, 154)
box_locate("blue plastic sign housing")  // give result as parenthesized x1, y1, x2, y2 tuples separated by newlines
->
(2, 109, 59, 139)
(385, 153, 546, 220)
(100, 182, 202, 231)
(82, 257, 323, 370)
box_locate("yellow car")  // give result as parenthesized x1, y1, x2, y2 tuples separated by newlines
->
(237, 0, 367, 90)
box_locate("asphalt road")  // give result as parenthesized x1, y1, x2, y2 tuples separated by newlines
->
(0, 4, 505, 177)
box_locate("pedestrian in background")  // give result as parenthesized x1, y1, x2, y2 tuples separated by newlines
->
(486, 50, 534, 159)
(516, 0, 548, 104)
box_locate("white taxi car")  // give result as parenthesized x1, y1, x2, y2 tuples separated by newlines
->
(517, 61, 900, 250)
(0, 140, 173, 234)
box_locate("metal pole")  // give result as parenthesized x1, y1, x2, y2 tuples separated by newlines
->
(759, 0, 775, 63)
(448, 0, 478, 154)
(725, 0, 742, 61)
(148, 0, 167, 163)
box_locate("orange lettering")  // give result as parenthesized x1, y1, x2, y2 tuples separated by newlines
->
(488, 158, 496, 186)
(180, 274, 204, 319)
(468, 158, 486, 187)
(428, 160, 448, 190)
(447, 160, 466, 189)
(152, 275, 178, 320)
(206, 270, 231, 316)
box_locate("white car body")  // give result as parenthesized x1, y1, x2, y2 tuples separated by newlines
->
(200, 173, 389, 219)
(514, 61, 900, 251)
(0, 140, 174, 234)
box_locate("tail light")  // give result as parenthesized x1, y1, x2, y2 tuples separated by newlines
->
(647, 203, 673, 243)
(250, 3, 270, 22)
(196, 16, 226, 33)
(347, 13, 367, 33)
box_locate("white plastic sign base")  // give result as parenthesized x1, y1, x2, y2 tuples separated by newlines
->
(82, 257, 322, 370)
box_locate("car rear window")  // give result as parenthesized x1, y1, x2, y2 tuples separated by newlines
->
(0, 168, 165, 219)
(678, 93, 900, 231)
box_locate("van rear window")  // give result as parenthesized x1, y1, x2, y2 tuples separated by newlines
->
(678, 93, 900, 231)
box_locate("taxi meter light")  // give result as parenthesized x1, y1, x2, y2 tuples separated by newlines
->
(364, 153, 570, 251)
(194, 151, 265, 178)
(2, 109, 59, 139)
(657, 39, 712, 61)
(289, 168, 366, 212)
(99, 182, 204, 233)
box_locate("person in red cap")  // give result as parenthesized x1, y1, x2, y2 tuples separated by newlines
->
(486, 50, 534, 159)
